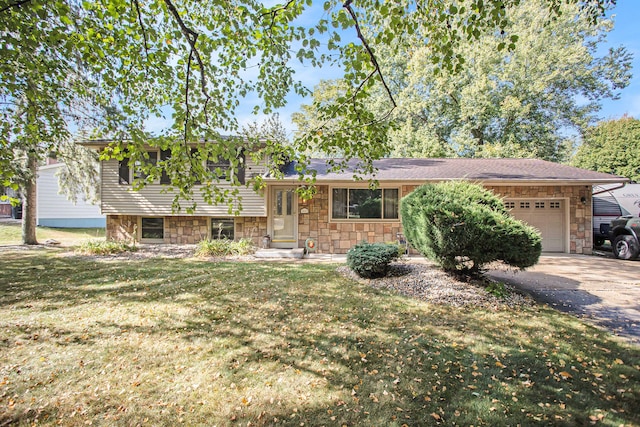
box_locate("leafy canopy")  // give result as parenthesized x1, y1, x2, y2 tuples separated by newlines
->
(572, 116, 640, 182)
(1, 0, 616, 211)
(294, 0, 630, 162)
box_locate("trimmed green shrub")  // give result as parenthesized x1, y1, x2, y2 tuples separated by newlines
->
(401, 181, 541, 272)
(347, 242, 400, 279)
(195, 238, 256, 257)
(76, 239, 137, 255)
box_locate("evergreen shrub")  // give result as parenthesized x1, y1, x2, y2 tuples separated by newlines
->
(401, 181, 541, 272)
(347, 241, 400, 278)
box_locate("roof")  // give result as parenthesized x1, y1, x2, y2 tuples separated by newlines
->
(278, 158, 628, 185)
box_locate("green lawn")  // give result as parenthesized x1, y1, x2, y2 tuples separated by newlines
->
(0, 250, 638, 426)
(0, 223, 104, 246)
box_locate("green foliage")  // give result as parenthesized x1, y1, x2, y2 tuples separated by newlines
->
(572, 116, 640, 182)
(294, 1, 629, 162)
(385, 241, 406, 258)
(485, 281, 509, 299)
(195, 238, 256, 257)
(1, 0, 615, 226)
(76, 239, 137, 255)
(346, 241, 400, 279)
(401, 182, 542, 272)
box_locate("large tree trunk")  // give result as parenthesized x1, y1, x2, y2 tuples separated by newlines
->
(22, 150, 38, 245)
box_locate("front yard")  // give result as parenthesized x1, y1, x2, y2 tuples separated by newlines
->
(0, 248, 638, 426)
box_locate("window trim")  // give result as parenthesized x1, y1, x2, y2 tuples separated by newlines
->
(210, 217, 235, 240)
(329, 185, 401, 222)
(139, 216, 165, 243)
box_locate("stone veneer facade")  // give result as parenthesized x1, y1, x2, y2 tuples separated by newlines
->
(295, 184, 593, 255)
(106, 214, 268, 246)
(297, 185, 403, 254)
(107, 183, 593, 255)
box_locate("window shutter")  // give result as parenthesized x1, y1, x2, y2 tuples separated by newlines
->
(160, 149, 170, 184)
(237, 151, 246, 185)
(118, 159, 130, 185)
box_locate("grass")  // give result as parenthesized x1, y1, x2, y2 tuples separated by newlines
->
(0, 222, 105, 246)
(0, 250, 638, 426)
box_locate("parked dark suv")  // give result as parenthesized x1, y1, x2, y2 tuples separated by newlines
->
(610, 216, 640, 260)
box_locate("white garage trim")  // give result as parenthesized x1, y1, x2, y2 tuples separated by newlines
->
(505, 198, 569, 253)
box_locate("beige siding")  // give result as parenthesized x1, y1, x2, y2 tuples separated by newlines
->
(101, 159, 266, 216)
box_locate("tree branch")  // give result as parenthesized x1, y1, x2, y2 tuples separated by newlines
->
(163, 0, 211, 123)
(343, 0, 396, 108)
(0, 0, 31, 14)
(132, 0, 150, 58)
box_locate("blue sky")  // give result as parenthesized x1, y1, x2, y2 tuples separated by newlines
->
(598, 0, 640, 120)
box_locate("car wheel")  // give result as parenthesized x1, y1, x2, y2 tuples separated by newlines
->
(612, 235, 640, 260)
(594, 237, 605, 247)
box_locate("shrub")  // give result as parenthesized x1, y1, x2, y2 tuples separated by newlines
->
(401, 181, 541, 272)
(195, 238, 256, 257)
(76, 239, 137, 255)
(347, 242, 400, 279)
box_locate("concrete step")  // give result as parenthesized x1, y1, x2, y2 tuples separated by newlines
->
(254, 248, 305, 259)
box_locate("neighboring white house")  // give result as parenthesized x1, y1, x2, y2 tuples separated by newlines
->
(37, 162, 105, 228)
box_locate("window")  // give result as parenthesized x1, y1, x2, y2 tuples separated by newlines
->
(207, 157, 231, 179)
(206, 152, 246, 185)
(211, 218, 235, 240)
(520, 201, 530, 209)
(118, 151, 159, 185)
(141, 217, 164, 240)
(332, 188, 399, 220)
(535, 201, 545, 209)
(550, 201, 561, 209)
(504, 201, 516, 209)
(134, 151, 157, 180)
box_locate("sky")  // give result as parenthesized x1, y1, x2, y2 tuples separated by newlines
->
(145, 0, 640, 139)
(597, 0, 640, 120)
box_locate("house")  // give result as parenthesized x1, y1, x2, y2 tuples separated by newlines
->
(84, 141, 628, 255)
(36, 162, 105, 228)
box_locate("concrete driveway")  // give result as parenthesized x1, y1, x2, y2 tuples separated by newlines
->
(487, 254, 640, 345)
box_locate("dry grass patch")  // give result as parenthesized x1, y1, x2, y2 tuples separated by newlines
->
(0, 249, 638, 426)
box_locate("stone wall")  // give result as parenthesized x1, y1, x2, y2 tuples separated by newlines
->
(298, 186, 403, 254)
(106, 214, 268, 246)
(165, 217, 209, 244)
(106, 215, 137, 241)
(235, 216, 268, 247)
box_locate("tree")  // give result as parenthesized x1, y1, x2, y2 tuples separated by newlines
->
(401, 181, 542, 273)
(1, 0, 616, 244)
(294, 1, 631, 161)
(572, 116, 640, 182)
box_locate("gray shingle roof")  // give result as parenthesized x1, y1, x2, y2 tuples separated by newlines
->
(282, 158, 627, 184)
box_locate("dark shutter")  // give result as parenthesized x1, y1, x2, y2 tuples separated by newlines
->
(160, 149, 170, 185)
(118, 159, 130, 185)
(237, 151, 246, 185)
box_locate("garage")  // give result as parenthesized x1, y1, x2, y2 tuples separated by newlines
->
(505, 199, 566, 252)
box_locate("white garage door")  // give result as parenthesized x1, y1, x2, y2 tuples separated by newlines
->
(505, 199, 566, 253)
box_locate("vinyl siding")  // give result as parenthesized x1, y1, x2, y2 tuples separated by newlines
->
(101, 158, 267, 217)
(37, 164, 105, 225)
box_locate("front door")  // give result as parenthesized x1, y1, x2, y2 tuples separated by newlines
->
(270, 186, 297, 248)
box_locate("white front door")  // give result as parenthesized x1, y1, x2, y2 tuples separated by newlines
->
(270, 186, 297, 248)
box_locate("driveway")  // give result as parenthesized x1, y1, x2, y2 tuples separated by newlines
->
(487, 254, 640, 345)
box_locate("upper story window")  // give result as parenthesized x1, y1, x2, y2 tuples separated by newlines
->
(119, 149, 244, 185)
(332, 188, 399, 220)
